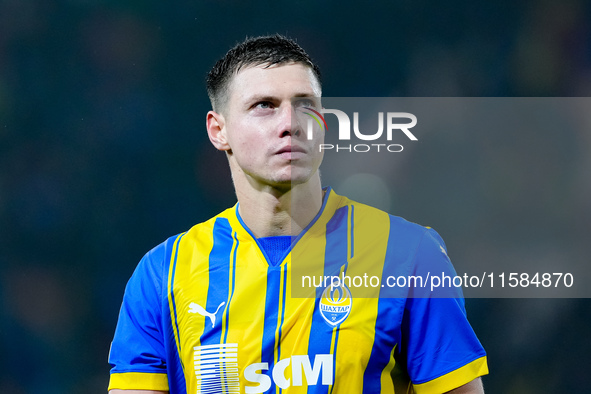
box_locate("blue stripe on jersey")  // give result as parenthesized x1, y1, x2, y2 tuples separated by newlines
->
(361, 299, 405, 393)
(170, 232, 187, 360)
(306, 304, 332, 394)
(277, 264, 289, 394)
(307, 205, 350, 393)
(261, 265, 281, 391)
(202, 218, 233, 345)
(277, 265, 289, 361)
(362, 215, 417, 392)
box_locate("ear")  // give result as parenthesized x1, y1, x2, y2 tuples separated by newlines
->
(206, 111, 230, 151)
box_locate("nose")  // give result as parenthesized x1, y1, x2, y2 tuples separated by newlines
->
(278, 103, 302, 138)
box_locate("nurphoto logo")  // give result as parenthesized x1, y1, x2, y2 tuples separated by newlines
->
(299, 106, 418, 153)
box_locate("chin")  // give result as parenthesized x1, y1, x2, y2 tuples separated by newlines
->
(267, 173, 311, 190)
(258, 164, 319, 190)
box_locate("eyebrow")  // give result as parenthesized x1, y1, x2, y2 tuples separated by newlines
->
(244, 92, 318, 102)
(244, 95, 277, 103)
(292, 93, 318, 97)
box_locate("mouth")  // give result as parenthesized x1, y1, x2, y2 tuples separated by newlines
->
(276, 145, 306, 154)
(275, 145, 307, 160)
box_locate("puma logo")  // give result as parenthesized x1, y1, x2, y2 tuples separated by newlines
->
(188, 301, 226, 328)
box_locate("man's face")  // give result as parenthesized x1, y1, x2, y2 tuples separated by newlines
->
(220, 62, 324, 189)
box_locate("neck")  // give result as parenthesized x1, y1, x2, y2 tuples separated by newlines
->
(234, 174, 324, 238)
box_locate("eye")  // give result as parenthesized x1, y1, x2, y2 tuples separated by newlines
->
(293, 98, 320, 111)
(255, 101, 273, 109)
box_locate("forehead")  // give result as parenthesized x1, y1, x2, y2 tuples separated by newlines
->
(228, 63, 321, 104)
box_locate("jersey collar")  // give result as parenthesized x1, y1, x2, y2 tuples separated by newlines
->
(230, 186, 344, 248)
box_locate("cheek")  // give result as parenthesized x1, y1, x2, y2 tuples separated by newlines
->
(234, 123, 268, 153)
(235, 137, 262, 158)
(228, 130, 264, 165)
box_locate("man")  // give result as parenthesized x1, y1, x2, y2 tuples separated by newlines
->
(108, 34, 488, 393)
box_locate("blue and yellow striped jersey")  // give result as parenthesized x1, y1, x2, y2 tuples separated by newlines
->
(108, 188, 488, 393)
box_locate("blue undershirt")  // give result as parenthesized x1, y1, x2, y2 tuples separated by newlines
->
(257, 236, 292, 266)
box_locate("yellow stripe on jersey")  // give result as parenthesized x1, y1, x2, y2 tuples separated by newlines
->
(223, 209, 269, 375)
(220, 231, 238, 343)
(379, 345, 397, 394)
(273, 263, 288, 394)
(412, 356, 489, 394)
(108, 372, 169, 391)
(327, 325, 338, 394)
(346, 202, 390, 298)
(321, 201, 387, 393)
(167, 217, 220, 393)
(167, 232, 187, 372)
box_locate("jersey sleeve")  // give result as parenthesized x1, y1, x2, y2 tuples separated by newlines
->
(108, 243, 170, 392)
(400, 228, 488, 394)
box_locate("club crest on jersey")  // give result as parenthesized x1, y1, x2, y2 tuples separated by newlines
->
(319, 284, 352, 327)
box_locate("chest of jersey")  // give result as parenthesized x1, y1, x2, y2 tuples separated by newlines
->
(167, 215, 404, 394)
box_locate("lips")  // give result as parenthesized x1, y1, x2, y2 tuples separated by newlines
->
(276, 145, 306, 154)
(275, 144, 308, 160)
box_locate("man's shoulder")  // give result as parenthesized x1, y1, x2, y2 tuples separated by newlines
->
(173, 205, 237, 240)
(335, 191, 431, 238)
(182, 205, 237, 239)
(141, 206, 237, 267)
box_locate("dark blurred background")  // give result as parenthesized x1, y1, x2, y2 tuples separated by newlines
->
(1, 0, 590, 393)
